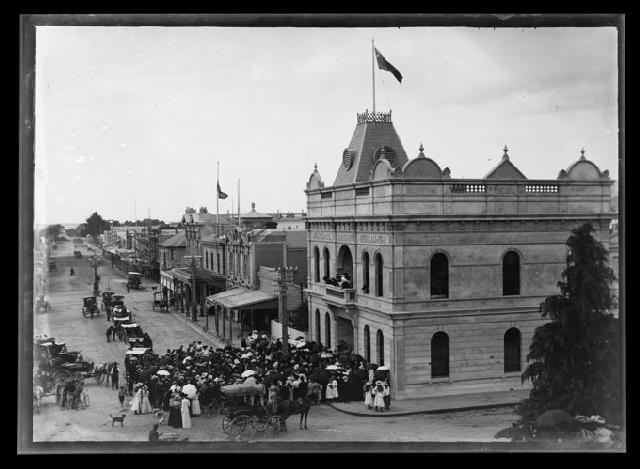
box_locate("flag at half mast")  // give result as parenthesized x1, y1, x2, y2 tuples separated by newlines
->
(217, 182, 228, 199)
(374, 47, 402, 83)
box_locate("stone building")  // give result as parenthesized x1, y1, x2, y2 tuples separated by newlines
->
(305, 109, 614, 399)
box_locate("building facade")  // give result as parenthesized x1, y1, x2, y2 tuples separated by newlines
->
(305, 110, 614, 400)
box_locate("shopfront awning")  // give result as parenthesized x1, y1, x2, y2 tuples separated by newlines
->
(206, 288, 277, 310)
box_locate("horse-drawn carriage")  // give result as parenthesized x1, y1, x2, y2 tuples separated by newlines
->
(152, 291, 168, 312)
(218, 383, 282, 440)
(82, 296, 100, 318)
(34, 338, 106, 385)
(121, 322, 145, 346)
(127, 272, 142, 291)
(112, 299, 131, 323)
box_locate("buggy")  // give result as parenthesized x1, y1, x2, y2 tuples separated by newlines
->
(127, 272, 142, 291)
(35, 295, 51, 313)
(82, 296, 100, 318)
(152, 291, 168, 312)
(121, 322, 145, 346)
(218, 383, 282, 440)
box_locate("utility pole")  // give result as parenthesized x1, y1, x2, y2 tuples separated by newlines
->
(91, 255, 100, 297)
(274, 265, 296, 358)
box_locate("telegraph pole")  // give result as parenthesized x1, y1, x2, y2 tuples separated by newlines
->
(274, 265, 296, 358)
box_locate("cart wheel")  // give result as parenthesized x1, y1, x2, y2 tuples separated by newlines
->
(265, 417, 281, 438)
(228, 415, 256, 440)
(221, 415, 233, 433)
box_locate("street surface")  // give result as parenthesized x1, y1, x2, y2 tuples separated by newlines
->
(33, 240, 516, 443)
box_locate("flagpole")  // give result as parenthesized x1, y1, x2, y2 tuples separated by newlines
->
(216, 162, 220, 237)
(372, 38, 376, 114)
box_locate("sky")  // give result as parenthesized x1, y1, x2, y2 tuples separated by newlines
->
(34, 25, 619, 227)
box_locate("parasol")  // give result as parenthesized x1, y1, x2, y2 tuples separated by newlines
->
(241, 369, 256, 378)
(320, 353, 333, 358)
(156, 370, 170, 376)
(325, 365, 338, 370)
(376, 366, 389, 371)
(240, 353, 252, 359)
(181, 384, 197, 399)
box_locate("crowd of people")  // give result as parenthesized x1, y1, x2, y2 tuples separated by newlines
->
(120, 329, 393, 431)
(322, 273, 353, 289)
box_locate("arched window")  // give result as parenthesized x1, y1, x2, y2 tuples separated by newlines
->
(323, 248, 330, 280)
(431, 332, 449, 378)
(362, 251, 370, 294)
(504, 328, 521, 372)
(205, 251, 209, 269)
(337, 245, 354, 282)
(503, 251, 521, 296)
(430, 253, 449, 299)
(313, 247, 320, 283)
(315, 309, 321, 344)
(376, 329, 384, 365)
(375, 253, 383, 297)
(364, 325, 370, 361)
(325, 312, 332, 349)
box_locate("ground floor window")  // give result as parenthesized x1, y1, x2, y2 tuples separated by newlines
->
(431, 332, 449, 378)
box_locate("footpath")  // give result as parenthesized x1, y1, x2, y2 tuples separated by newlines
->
(326, 389, 529, 417)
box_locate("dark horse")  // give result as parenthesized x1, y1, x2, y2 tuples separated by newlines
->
(276, 397, 312, 431)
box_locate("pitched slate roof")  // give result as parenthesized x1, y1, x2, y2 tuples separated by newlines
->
(158, 231, 186, 248)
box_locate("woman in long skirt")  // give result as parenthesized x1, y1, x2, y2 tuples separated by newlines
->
(140, 385, 152, 414)
(191, 390, 201, 417)
(129, 385, 142, 414)
(168, 392, 182, 428)
(181, 394, 192, 429)
(363, 382, 374, 410)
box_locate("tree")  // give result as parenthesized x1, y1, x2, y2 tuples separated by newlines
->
(516, 222, 621, 431)
(85, 212, 111, 240)
(76, 223, 88, 237)
(44, 224, 65, 240)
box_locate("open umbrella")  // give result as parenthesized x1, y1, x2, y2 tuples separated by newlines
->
(536, 409, 574, 429)
(326, 365, 338, 370)
(376, 366, 389, 371)
(241, 369, 256, 378)
(240, 353, 252, 359)
(320, 353, 333, 358)
(181, 384, 197, 399)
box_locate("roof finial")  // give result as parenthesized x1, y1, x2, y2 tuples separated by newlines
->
(251, 202, 256, 212)
(314, 163, 318, 171)
(502, 145, 509, 160)
(419, 142, 424, 153)
(580, 148, 586, 160)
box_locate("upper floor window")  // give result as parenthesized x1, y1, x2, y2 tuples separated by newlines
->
(374, 253, 383, 297)
(323, 247, 330, 280)
(314, 247, 320, 283)
(503, 251, 521, 296)
(362, 251, 370, 294)
(430, 253, 449, 299)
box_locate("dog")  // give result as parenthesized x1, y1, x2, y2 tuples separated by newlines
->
(109, 414, 127, 427)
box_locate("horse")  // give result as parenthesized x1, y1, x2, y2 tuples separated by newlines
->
(275, 396, 312, 431)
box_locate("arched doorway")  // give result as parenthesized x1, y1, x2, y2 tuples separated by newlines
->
(504, 328, 521, 372)
(362, 251, 370, 294)
(431, 332, 449, 378)
(336, 316, 354, 353)
(325, 312, 332, 349)
(323, 248, 330, 280)
(337, 245, 354, 283)
(313, 247, 320, 282)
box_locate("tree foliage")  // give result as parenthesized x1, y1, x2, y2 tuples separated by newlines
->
(85, 212, 111, 239)
(75, 223, 88, 237)
(41, 224, 65, 240)
(517, 222, 621, 429)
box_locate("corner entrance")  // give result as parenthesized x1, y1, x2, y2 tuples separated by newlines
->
(336, 316, 354, 353)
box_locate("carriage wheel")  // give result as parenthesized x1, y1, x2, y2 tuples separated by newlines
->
(228, 415, 256, 440)
(265, 416, 281, 438)
(221, 415, 233, 433)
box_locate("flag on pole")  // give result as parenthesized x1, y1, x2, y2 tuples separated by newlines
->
(217, 182, 228, 199)
(374, 47, 402, 83)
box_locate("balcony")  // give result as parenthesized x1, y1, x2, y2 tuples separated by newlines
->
(325, 285, 356, 304)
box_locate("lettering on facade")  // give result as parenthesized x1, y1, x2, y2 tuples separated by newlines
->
(357, 233, 391, 245)
(336, 232, 355, 244)
(311, 231, 335, 242)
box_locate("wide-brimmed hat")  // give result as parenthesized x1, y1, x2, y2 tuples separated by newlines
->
(375, 380, 383, 385)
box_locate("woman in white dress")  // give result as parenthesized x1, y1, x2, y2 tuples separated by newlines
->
(181, 394, 192, 429)
(139, 385, 152, 414)
(130, 385, 142, 414)
(325, 377, 338, 400)
(191, 390, 201, 416)
(363, 381, 374, 410)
